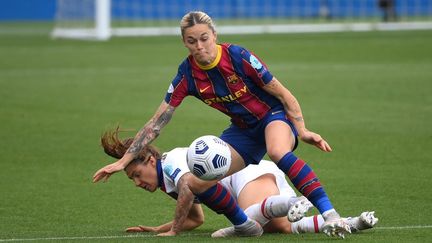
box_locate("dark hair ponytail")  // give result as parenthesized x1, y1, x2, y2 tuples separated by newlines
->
(100, 126, 161, 164)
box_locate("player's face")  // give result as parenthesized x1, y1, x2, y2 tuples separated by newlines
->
(125, 157, 158, 192)
(183, 24, 217, 66)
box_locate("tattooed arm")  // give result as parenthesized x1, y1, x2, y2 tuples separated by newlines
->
(158, 173, 197, 236)
(93, 101, 176, 183)
(126, 101, 175, 157)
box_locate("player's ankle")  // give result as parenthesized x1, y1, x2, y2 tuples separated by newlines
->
(322, 209, 340, 221)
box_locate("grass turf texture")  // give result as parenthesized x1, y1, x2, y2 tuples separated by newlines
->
(0, 29, 431, 242)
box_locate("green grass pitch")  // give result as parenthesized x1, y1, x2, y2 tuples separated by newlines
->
(0, 28, 431, 242)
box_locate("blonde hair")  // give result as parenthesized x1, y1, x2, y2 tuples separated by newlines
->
(180, 11, 216, 37)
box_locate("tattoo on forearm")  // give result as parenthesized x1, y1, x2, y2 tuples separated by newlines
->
(153, 106, 175, 134)
(127, 106, 175, 155)
(294, 116, 304, 122)
(172, 177, 194, 233)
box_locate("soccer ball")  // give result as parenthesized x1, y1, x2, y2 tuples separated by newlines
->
(187, 135, 232, 181)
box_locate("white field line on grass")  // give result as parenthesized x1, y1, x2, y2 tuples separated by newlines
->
(0, 225, 431, 242)
(0, 233, 208, 242)
(375, 225, 432, 230)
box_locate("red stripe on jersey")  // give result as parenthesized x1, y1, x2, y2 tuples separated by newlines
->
(313, 215, 320, 233)
(189, 56, 232, 116)
(219, 46, 270, 120)
(287, 159, 305, 179)
(168, 76, 189, 107)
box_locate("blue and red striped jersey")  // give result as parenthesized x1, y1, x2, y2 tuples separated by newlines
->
(164, 43, 283, 128)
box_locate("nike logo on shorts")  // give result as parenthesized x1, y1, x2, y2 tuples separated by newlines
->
(271, 110, 283, 115)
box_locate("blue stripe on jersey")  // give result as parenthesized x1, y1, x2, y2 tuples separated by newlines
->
(206, 68, 258, 125)
(166, 43, 285, 128)
(227, 44, 281, 110)
(164, 60, 199, 105)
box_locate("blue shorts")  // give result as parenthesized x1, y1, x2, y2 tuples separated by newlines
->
(220, 109, 298, 166)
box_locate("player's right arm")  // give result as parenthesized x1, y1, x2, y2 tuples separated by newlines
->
(92, 101, 176, 183)
(93, 64, 189, 183)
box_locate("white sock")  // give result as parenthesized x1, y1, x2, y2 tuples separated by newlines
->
(244, 203, 271, 226)
(244, 195, 305, 227)
(291, 215, 325, 234)
(322, 208, 340, 221)
(235, 217, 254, 228)
(261, 195, 298, 218)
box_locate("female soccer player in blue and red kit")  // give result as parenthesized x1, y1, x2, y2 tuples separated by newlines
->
(93, 11, 350, 238)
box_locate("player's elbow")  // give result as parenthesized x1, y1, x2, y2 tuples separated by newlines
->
(189, 210, 205, 227)
(194, 217, 204, 228)
(192, 212, 205, 226)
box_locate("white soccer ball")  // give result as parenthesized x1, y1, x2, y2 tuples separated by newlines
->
(187, 135, 232, 181)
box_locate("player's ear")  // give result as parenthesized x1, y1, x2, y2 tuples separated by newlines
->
(149, 155, 157, 167)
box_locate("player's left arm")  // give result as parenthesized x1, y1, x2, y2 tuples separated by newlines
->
(125, 202, 204, 234)
(262, 77, 332, 152)
(157, 173, 196, 236)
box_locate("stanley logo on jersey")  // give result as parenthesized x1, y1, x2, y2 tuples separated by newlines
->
(227, 74, 239, 84)
(203, 85, 248, 105)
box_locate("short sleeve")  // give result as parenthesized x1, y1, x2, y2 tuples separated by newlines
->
(161, 148, 190, 193)
(164, 67, 189, 107)
(240, 48, 274, 86)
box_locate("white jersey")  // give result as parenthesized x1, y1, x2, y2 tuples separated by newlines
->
(160, 147, 190, 194)
(158, 148, 296, 200)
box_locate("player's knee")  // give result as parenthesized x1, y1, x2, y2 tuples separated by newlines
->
(266, 148, 287, 163)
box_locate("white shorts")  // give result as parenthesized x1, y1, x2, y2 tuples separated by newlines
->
(220, 160, 297, 200)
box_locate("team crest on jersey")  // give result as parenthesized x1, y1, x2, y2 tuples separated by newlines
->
(227, 74, 239, 84)
(249, 55, 263, 70)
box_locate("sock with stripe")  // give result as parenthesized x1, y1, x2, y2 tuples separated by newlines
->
(291, 215, 325, 233)
(196, 183, 247, 225)
(277, 152, 333, 214)
(243, 195, 299, 226)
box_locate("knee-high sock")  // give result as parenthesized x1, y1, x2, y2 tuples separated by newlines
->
(277, 152, 333, 214)
(291, 215, 325, 233)
(244, 195, 299, 226)
(244, 203, 270, 226)
(196, 183, 247, 225)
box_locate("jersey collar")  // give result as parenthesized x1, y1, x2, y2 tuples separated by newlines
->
(195, 44, 222, 70)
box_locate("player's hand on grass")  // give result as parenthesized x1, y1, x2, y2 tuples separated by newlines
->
(157, 230, 177, 236)
(92, 161, 125, 183)
(299, 130, 332, 152)
(125, 225, 159, 233)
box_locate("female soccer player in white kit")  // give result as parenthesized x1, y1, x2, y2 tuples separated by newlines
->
(101, 129, 378, 237)
(214, 160, 377, 237)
